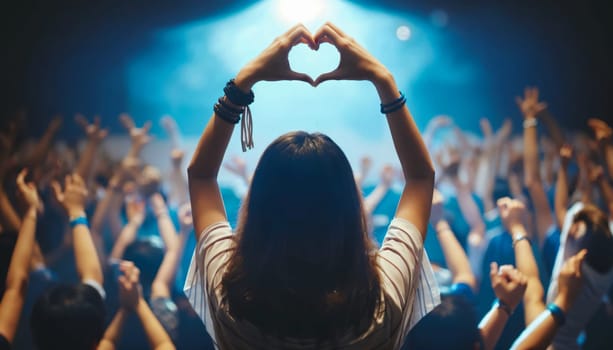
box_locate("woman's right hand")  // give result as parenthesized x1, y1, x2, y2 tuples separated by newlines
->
(234, 24, 316, 91)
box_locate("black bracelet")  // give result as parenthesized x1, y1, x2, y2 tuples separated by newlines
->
(380, 91, 406, 114)
(218, 97, 244, 114)
(214, 103, 240, 124)
(224, 79, 254, 106)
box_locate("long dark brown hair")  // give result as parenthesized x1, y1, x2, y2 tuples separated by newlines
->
(221, 131, 381, 341)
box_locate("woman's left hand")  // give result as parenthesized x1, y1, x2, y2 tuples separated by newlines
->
(234, 24, 316, 91)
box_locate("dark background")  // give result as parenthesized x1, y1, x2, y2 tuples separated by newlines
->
(1, 0, 612, 137)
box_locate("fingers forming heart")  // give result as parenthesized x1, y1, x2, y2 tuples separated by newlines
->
(288, 44, 340, 85)
(283, 23, 349, 86)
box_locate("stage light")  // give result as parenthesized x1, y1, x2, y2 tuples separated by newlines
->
(126, 0, 488, 176)
(396, 25, 411, 41)
(276, 0, 327, 24)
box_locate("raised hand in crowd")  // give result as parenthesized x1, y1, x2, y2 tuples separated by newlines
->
(478, 263, 527, 350)
(75, 114, 108, 180)
(490, 263, 528, 316)
(223, 155, 251, 187)
(354, 155, 373, 187)
(24, 115, 62, 169)
(110, 184, 145, 260)
(161, 115, 182, 149)
(429, 188, 477, 291)
(587, 118, 612, 143)
(511, 250, 587, 350)
(161, 115, 189, 207)
(363, 164, 395, 216)
(51, 173, 104, 284)
(588, 118, 613, 180)
(517, 86, 555, 248)
(120, 113, 153, 158)
(498, 196, 546, 326)
(99, 261, 175, 350)
(0, 169, 40, 345)
(516, 87, 547, 119)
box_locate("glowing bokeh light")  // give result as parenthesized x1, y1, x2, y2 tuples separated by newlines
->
(396, 25, 411, 41)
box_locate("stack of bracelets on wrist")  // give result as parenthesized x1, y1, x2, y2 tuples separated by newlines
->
(380, 91, 406, 114)
(214, 79, 255, 151)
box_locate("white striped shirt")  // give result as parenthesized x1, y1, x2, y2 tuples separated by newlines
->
(184, 218, 440, 349)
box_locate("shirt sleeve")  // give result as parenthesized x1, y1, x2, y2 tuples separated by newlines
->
(83, 279, 106, 300)
(377, 218, 424, 310)
(377, 218, 440, 347)
(184, 221, 235, 345)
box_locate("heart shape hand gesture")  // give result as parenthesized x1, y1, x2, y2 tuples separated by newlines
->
(234, 23, 391, 92)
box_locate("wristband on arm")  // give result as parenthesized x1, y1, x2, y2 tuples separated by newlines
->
(547, 303, 566, 326)
(69, 215, 89, 229)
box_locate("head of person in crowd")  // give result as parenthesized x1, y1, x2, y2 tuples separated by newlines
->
(221, 131, 380, 339)
(30, 284, 106, 350)
(124, 236, 165, 295)
(404, 294, 482, 350)
(138, 164, 162, 197)
(568, 204, 613, 274)
(437, 145, 462, 180)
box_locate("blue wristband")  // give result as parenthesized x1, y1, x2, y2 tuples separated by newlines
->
(547, 303, 566, 326)
(69, 216, 89, 229)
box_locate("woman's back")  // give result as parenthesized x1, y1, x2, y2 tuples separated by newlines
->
(186, 217, 436, 349)
(185, 23, 437, 349)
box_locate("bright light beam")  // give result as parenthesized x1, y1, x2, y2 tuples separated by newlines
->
(276, 0, 327, 24)
(126, 0, 484, 184)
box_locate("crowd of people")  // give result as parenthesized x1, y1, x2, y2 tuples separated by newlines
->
(0, 23, 612, 349)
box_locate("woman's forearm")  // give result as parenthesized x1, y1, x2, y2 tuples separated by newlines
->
(375, 74, 434, 181)
(187, 114, 235, 180)
(374, 73, 434, 236)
